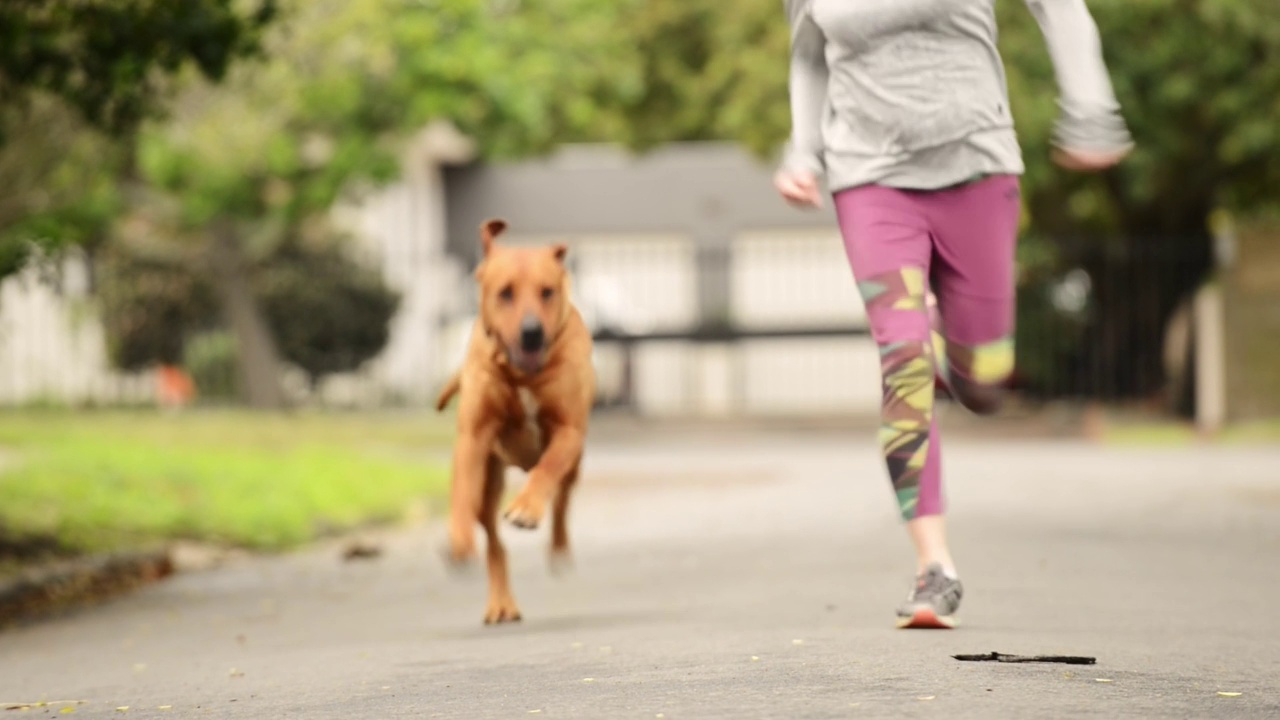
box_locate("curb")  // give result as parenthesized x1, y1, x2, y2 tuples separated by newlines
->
(0, 549, 174, 629)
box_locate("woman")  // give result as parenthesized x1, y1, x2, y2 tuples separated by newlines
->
(774, 0, 1132, 629)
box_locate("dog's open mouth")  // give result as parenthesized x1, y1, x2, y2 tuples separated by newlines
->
(508, 348, 545, 374)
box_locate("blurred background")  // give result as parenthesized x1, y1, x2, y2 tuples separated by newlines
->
(0, 0, 1276, 579)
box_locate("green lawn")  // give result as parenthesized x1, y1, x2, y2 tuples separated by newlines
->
(0, 410, 454, 554)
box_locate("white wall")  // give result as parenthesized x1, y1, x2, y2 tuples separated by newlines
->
(0, 254, 153, 406)
(0, 122, 473, 409)
(0, 136, 882, 416)
(448, 226, 882, 418)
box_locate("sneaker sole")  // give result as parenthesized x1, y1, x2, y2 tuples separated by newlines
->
(896, 608, 957, 629)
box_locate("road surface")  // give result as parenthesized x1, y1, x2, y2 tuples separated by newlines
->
(3, 420, 1279, 718)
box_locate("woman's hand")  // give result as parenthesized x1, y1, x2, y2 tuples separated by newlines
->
(1052, 146, 1131, 172)
(774, 169, 824, 208)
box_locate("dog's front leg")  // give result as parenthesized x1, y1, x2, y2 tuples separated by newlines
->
(447, 420, 498, 566)
(503, 424, 584, 530)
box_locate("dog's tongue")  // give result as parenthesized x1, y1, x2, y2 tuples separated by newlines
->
(514, 349, 543, 373)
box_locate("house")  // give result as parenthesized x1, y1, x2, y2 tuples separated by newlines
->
(0, 129, 884, 416)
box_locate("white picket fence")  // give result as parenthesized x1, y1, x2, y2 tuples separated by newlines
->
(0, 254, 154, 406)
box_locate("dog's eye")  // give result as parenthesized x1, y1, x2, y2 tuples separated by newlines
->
(498, 285, 514, 302)
(540, 287, 554, 301)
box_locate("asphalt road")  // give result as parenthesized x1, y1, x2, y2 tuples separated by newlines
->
(3, 420, 1279, 719)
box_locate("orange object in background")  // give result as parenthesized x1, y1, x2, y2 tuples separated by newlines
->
(156, 365, 197, 409)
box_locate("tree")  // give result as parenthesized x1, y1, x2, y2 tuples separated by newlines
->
(995, 0, 1280, 400)
(133, 0, 641, 407)
(0, 0, 276, 283)
(257, 236, 400, 389)
(97, 225, 399, 394)
(0, 99, 121, 280)
(96, 236, 219, 372)
(577, 0, 1280, 402)
(0, 0, 275, 139)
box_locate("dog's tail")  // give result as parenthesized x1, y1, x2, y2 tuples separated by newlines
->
(435, 371, 461, 412)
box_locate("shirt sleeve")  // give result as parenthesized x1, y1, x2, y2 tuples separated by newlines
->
(781, 0, 829, 177)
(1023, 0, 1134, 154)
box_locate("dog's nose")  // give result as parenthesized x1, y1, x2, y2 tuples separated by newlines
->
(519, 317, 545, 352)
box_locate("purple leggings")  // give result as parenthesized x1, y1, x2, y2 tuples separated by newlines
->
(833, 175, 1021, 520)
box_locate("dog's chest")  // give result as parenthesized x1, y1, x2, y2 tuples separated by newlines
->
(515, 387, 543, 444)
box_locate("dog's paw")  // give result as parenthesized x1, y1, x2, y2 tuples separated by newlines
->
(547, 547, 574, 577)
(439, 535, 478, 573)
(483, 596, 523, 625)
(503, 492, 545, 530)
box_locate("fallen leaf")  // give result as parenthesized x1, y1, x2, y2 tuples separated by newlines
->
(918, 696, 936, 701)
(751, 656, 760, 662)
(528, 711, 542, 715)
(1217, 692, 1242, 698)
(582, 678, 595, 683)
(792, 639, 804, 646)
(157, 707, 173, 711)
(381, 687, 391, 691)
(342, 541, 382, 561)
(229, 669, 245, 678)
(59, 709, 75, 715)
(115, 707, 129, 713)
(1095, 679, 1113, 683)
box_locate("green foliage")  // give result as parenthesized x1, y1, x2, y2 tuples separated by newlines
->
(590, 0, 1278, 230)
(0, 0, 276, 282)
(184, 331, 240, 401)
(995, 0, 1280, 235)
(0, 0, 275, 140)
(0, 100, 123, 279)
(97, 239, 219, 371)
(96, 221, 399, 387)
(137, 0, 642, 231)
(257, 239, 400, 386)
(590, 0, 788, 154)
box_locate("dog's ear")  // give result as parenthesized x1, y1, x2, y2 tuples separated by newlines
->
(550, 243, 568, 264)
(480, 219, 507, 257)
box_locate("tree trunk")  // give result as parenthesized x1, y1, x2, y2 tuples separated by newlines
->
(208, 219, 288, 410)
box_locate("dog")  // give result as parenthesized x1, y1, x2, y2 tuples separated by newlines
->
(435, 218, 596, 624)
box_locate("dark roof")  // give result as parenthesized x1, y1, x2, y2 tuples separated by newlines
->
(442, 142, 837, 266)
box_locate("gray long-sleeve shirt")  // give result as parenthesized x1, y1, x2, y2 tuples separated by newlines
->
(782, 0, 1133, 192)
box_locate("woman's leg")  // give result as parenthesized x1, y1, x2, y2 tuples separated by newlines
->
(926, 176, 1022, 414)
(833, 187, 944, 533)
(832, 186, 963, 628)
(834, 178, 1019, 628)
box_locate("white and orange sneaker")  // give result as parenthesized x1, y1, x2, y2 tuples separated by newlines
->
(895, 563, 963, 629)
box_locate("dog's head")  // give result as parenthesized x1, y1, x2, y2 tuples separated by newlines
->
(475, 219, 571, 375)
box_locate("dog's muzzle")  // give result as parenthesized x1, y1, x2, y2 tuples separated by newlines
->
(510, 316, 546, 373)
(520, 316, 545, 352)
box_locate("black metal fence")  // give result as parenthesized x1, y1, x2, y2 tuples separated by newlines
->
(580, 231, 1215, 417)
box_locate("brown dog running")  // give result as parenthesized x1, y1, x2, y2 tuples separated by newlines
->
(435, 218, 596, 624)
